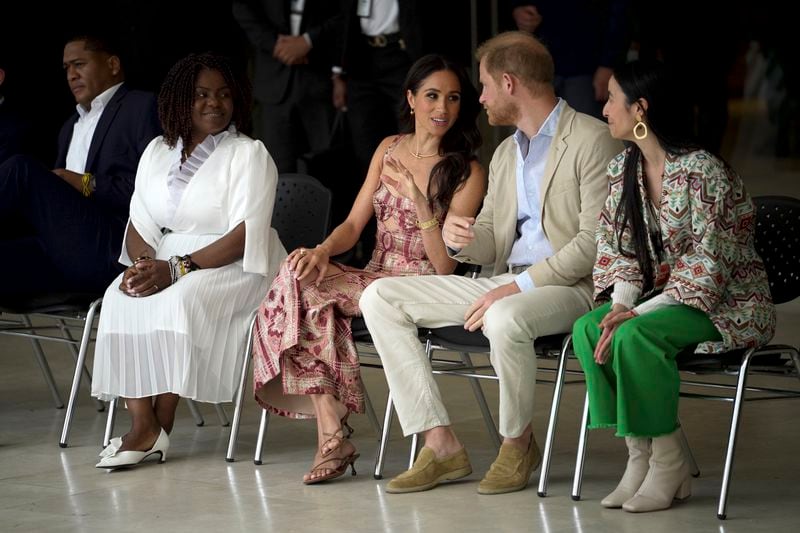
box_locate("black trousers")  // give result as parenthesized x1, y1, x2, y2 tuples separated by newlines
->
(0, 155, 126, 297)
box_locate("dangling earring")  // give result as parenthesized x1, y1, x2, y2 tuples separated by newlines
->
(410, 108, 415, 115)
(633, 120, 648, 140)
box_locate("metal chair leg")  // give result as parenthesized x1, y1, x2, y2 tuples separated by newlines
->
(408, 433, 420, 469)
(460, 352, 501, 450)
(57, 319, 104, 412)
(215, 404, 230, 427)
(361, 376, 382, 437)
(677, 418, 700, 477)
(571, 392, 590, 501)
(373, 392, 395, 479)
(254, 409, 270, 465)
(23, 316, 64, 409)
(103, 398, 118, 448)
(187, 399, 204, 426)
(226, 313, 257, 462)
(59, 298, 101, 447)
(538, 335, 572, 497)
(717, 348, 754, 520)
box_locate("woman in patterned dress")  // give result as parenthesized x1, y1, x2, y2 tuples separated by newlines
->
(571, 60, 775, 512)
(252, 55, 487, 484)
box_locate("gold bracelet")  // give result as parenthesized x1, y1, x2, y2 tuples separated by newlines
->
(416, 217, 439, 231)
(81, 172, 93, 197)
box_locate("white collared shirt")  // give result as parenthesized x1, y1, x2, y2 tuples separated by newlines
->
(65, 82, 123, 173)
(359, 0, 399, 36)
(507, 98, 564, 291)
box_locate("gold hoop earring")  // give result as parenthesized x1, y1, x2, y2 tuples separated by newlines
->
(633, 121, 648, 140)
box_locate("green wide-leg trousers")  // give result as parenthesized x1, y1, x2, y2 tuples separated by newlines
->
(572, 302, 721, 437)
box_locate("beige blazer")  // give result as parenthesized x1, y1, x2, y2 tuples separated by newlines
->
(454, 103, 623, 303)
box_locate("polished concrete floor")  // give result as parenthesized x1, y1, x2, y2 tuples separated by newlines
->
(3, 97, 800, 531)
(1, 306, 800, 533)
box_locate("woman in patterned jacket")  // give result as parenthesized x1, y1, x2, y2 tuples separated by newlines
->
(571, 60, 775, 513)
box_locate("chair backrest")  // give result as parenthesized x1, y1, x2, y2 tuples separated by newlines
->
(272, 173, 333, 252)
(754, 195, 800, 304)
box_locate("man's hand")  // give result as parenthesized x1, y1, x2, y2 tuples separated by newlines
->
(442, 214, 476, 250)
(273, 35, 311, 65)
(332, 76, 347, 110)
(512, 5, 542, 33)
(464, 282, 521, 332)
(52, 168, 84, 194)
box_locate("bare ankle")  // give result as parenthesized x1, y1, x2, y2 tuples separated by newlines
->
(423, 427, 462, 458)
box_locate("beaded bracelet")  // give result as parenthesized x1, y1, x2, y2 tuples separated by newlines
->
(168, 254, 201, 285)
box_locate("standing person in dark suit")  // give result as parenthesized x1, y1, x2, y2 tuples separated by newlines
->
(233, 0, 342, 173)
(0, 34, 161, 298)
(334, 0, 423, 178)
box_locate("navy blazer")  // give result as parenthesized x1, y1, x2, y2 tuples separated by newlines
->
(55, 83, 161, 219)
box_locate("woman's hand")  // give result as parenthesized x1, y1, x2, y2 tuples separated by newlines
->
(382, 156, 426, 204)
(288, 245, 330, 285)
(119, 259, 171, 298)
(593, 304, 637, 364)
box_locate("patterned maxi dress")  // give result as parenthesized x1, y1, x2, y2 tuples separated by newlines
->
(252, 135, 440, 418)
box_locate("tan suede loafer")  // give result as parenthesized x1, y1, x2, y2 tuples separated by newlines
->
(477, 436, 541, 495)
(386, 447, 472, 494)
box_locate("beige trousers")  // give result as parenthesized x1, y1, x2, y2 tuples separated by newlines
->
(359, 273, 590, 438)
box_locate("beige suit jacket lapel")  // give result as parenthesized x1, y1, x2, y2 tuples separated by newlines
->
(539, 106, 573, 221)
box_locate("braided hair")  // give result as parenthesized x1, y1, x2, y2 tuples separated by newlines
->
(158, 52, 252, 149)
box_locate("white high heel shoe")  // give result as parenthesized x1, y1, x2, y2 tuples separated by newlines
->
(95, 428, 169, 469)
(99, 437, 123, 459)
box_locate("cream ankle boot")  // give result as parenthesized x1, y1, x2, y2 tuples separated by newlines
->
(601, 437, 651, 508)
(622, 429, 691, 513)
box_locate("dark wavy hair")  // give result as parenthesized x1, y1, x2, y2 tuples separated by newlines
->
(157, 52, 252, 149)
(398, 54, 482, 213)
(613, 60, 701, 293)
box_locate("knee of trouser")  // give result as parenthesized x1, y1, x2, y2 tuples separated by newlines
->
(572, 310, 599, 341)
(359, 277, 397, 317)
(482, 298, 528, 342)
(610, 320, 646, 365)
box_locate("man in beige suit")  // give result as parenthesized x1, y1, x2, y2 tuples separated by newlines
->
(359, 31, 622, 495)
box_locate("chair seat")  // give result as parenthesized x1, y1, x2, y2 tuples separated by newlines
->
(0, 292, 102, 315)
(676, 344, 790, 371)
(428, 326, 568, 357)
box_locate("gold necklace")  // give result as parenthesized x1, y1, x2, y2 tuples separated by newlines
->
(408, 136, 439, 159)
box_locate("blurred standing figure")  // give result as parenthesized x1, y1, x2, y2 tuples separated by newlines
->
(233, 0, 342, 172)
(335, 0, 423, 178)
(511, 0, 630, 119)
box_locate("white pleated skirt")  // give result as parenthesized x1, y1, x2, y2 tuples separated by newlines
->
(91, 232, 267, 403)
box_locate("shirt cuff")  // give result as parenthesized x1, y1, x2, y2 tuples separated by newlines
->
(514, 271, 535, 292)
(633, 294, 680, 316)
(611, 281, 641, 310)
(302, 32, 313, 47)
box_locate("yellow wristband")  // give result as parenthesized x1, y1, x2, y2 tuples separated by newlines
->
(416, 217, 439, 231)
(81, 172, 93, 197)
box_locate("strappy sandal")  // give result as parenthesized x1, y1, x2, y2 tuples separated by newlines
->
(303, 450, 361, 485)
(321, 414, 354, 458)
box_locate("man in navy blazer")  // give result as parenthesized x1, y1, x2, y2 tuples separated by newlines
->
(0, 34, 161, 298)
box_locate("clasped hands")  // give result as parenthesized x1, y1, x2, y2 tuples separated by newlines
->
(119, 258, 170, 298)
(273, 34, 310, 65)
(594, 304, 638, 364)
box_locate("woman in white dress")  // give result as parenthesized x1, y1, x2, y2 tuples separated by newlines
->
(93, 53, 285, 469)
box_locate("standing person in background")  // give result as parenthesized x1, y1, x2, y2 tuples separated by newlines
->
(233, 0, 342, 173)
(510, 0, 630, 119)
(0, 34, 160, 298)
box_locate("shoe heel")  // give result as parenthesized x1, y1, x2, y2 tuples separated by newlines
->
(674, 478, 691, 501)
(158, 451, 167, 464)
(350, 454, 360, 476)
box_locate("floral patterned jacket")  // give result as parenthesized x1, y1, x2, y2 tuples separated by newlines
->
(593, 148, 776, 353)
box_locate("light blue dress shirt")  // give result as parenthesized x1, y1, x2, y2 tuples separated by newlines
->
(507, 99, 564, 291)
